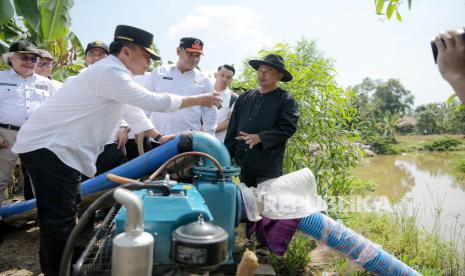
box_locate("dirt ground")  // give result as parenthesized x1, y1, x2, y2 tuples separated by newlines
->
(0, 217, 41, 275)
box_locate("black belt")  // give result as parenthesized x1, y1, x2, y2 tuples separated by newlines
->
(0, 123, 20, 131)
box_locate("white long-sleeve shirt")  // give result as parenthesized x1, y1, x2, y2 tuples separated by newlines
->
(144, 65, 217, 135)
(12, 55, 182, 177)
(215, 88, 236, 142)
(0, 69, 56, 126)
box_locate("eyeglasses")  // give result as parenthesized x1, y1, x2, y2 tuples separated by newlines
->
(38, 61, 53, 67)
(16, 54, 39, 63)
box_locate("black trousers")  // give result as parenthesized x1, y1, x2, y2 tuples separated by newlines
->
(125, 138, 158, 161)
(95, 143, 124, 176)
(81, 143, 125, 181)
(239, 164, 278, 188)
(22, 165, 35, 200)
(19, 148, 81, 276)
(125, 138, 140, 161)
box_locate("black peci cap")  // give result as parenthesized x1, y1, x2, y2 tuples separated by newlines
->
(85, 41, 109, 55)
(9, 40, 39, 55)
(113, 25, 160, 60)
(179, 37, 203, 54)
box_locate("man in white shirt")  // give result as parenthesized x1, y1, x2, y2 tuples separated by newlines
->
(214, 64, 238, 142)
(144, 37, 217, 137)
(79, 40, 128, 181)
(84, 40, 109, 66)
(0, 40, 56, 207)
(35, 49, 63, 90)
(11, 25, 221, 276)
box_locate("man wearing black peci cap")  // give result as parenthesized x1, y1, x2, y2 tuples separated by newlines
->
(0, 40, 56, 209)
(225, 54, 300, 188)
(12, 25, 221, 276)
(143, 36, 217, 139)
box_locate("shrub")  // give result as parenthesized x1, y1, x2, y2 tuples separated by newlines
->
(268, 233, 314, 275)
(423, 138, 461, 151)
(370, 137, 399, 155)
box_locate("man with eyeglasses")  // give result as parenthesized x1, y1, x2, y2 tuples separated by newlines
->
(214, 64, 238, 142)
(36, 49, 62, 90)
(143, 37, 217, 141)
(0, 40, 56, 208)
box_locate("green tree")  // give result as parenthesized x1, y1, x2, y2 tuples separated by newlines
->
(349, 77, 377, 121)
(350, 78, 414, 120)
(375, 0, 412, 21)
(234, 39, 363, 199)
(372, 79, 414, 117)
(443, 99, 465, 134)
(416, 104, 440, 134)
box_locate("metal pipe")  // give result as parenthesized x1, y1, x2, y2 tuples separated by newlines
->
(113, 188, 144, 234)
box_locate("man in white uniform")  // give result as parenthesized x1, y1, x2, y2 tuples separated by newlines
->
(0, 40, 56, 207)
(144, 37, 217, 137)
(35, 49, 62, 90)
(214, 64, 238, 142)
(11, 25, 221, 276)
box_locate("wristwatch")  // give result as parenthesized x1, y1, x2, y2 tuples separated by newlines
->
(120, 126, 131, 133)
(154, 133, 163, 142)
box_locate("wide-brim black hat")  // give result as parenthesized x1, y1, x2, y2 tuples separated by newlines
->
(248, 54, 292, 82)
(113, 25, 160, 60)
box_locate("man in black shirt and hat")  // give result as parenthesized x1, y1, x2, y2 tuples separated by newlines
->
(225, 54, 300, 187)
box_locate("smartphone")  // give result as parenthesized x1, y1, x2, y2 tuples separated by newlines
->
(431, 31, 465, 64)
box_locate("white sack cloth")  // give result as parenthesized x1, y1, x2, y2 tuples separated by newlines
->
(239, 168, 327, 221)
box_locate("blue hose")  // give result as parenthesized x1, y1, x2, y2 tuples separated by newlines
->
(298, 212, 419, 275)
(0, 137, 181, 219)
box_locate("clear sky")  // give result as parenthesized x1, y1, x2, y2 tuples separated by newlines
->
(70, 0, 464, 106)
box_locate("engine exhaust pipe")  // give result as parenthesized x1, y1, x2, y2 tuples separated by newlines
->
(112, 188, 154, 276)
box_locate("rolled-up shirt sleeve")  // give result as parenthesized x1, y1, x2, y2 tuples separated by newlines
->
(97, 67, 183, 112)
(122, 104, 155, 134)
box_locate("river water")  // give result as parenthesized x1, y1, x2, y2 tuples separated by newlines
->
(354, 151, 465, 242)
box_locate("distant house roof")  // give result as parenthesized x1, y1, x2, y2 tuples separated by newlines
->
(396, 115, 416, 127)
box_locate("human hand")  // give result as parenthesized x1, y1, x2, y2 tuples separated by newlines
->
(235, 131, 262, 149)
(200, 92, 222, 108)
(159, 134, 175, 144)
(115, 128, 129, 149)
(436, 29, 465, 83)
(0, 136, 9, 149)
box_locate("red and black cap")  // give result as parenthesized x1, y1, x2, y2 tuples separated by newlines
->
(113, 25, 160, 60)
(179, 37, 203, 54)
(85, 41, 109, 55)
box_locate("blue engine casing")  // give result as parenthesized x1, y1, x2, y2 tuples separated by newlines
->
(115, 132, 242, 267)
(115, 184, 213, 265)
(193, 176, 242, 263)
